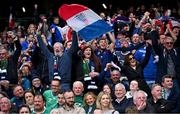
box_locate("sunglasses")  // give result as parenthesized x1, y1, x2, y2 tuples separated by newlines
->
(129, 56, 134, 61)
(166, 42, 173, 45)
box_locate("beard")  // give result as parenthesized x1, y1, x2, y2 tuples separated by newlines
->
(66, 101, 74, 107)
(54, 51, 63, 56)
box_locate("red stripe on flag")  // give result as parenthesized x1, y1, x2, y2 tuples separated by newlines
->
(58, 4, 88, 20)
(9, 13, 14, 29)
(66, 27, 72, 41)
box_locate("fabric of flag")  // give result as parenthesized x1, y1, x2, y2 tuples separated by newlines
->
(50, 24, 63, 43)
(9, 13, 14, 29)
(58, 4, 112, 41)
(62, 25, 72, 42)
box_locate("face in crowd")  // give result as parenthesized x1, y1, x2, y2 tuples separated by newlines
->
(103, 84, 112, 95)
(73, 81, 84, 96)
(110, 70, 121, 84)
(83, 47, 92, 59)
(114, 83, 126, 100)
(57, 93, 65, 106)
(98, 39, 107, 50)
(151, 84, 162, 100)
(0, 97, 11, 113)
(34, 95, 45, 112)
(132, 34, 140, 44)
(100, 94, 111, 108)
(24, 91, 34, 106)
(128, 54, 137, 67)
(51, 80, 60, 95)
(130, 80, 139, 91)
(0, 48, 8, 61)
(164, 36, 174, 50)
(133, 91, 147, 109)
(84, 92, 96, 106)
(32, 78, 41, 88)
(13, 85, 24, 98)
(64, 91, 75, 107)
(53, 42, 64, 56)
(19, 105, 31, 114)
(162, 77, 173, 89)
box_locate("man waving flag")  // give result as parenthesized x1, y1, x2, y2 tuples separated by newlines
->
(58, 4, 112, 41)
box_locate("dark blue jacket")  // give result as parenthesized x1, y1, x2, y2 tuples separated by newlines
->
(151, 30, 180, 84)
(37, 32, 78, 84)
(112, 97, 133, 113)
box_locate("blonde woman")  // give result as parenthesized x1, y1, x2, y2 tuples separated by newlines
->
(94, 92, 119, 114)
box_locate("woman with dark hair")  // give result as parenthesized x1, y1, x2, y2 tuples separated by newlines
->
(120, 41, 152, 97)
(81, 45, 101, 95)
(18, 104, 31, 114)
(24, 90, 34, 112)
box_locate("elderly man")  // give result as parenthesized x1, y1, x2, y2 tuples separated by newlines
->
(72, 81, 84, 107)
(131, 90, 155, 113)
(10, 85, 24, 109)
(37, 27, 79, 91)
(0, 97, 15, 113)
(112, 83, 133, 113)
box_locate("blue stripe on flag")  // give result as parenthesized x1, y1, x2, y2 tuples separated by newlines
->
(78, 20, 112, 41)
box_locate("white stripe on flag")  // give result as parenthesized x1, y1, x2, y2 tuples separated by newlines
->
(66, 9, 102, 32)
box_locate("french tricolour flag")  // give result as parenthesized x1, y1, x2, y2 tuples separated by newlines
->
(59, 4, 112, 41)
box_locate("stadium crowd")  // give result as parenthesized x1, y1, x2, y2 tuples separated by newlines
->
(0, 2, 180, 114)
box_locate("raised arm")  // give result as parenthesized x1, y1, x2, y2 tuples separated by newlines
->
(68, 31, 79, 54)
(140, 41, 152, 69)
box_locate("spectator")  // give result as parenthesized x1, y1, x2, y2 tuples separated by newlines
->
(130, 90, 155, 113)
(94, 91, 119, 114)
(32, 93, 50, 114)
(0, 30, 22, 98)
(152, 31, 180, 88)
(50, 90, 65, 113)
(81, 45, 101, 94)
(83, 92, 97, 114)
(100, 66, 129, 91)
(37, 27, 79, 91)
(73, 81, 84, 107)
(24, 90, 34, 112)
(120, 40, 152, 97)
(31, 75, 46, 95)
(43, 79, 60, 109)
(95, 34, 117, 79)
(112, 83, 133, 113)
(102, 84, 113, 96)
(126, 80, 139, 99)
(10, 85, 25, 109)
(18, 104, 31, 114)
(50, 16, 64, 45)
(52, 90, 85, 114)
(148, 83, 171, 113)
(0, 97, 16, 113)
(161, 74, 180, 112)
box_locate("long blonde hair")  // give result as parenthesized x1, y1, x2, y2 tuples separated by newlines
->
(96, 91, 114, 110)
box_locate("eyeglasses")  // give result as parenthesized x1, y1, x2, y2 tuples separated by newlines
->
(166, 42, 173, 45)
